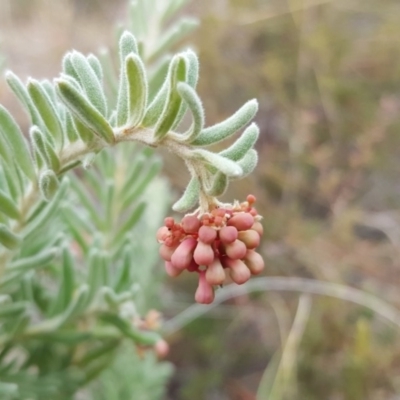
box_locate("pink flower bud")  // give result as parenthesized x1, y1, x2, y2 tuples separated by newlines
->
(205, 258, 226, 285)
(182, 215, 201, 234)
(224, 239, 247, 260)
(222, 257, 251, 284)
(164, 261, 183, 277)
(195, 271, 215, 304)
(156, 226, 169, 242)
(251, 221, 263, 236)
(198, 225, 217, 244)
(243, 250, 265, 275)
(194, 241, 215, 266)
(159, 244, 176, 261)
(238, 230, 260, 249)
(154, 339, 169, 358)
(171, 237, 197, 270)
(219, 226, 238, 244)
(227, 212, 254, 231)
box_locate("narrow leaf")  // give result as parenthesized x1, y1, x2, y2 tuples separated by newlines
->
(219, 123, 259, 161)
(192, 99, 258, 146)
(172, 176, 200, 212)
(0, 224, 21, 250)
(235, 149, 258, 178)
(0, 189, 20, 220)
(192, 149, 243, 177)
(70, 51, 107, 115)
(87, 54, 103, 82)
(27, 79, 64, 148)
(114, 202, 146, 244)
(30, 126, 60, 172)
(154, 54, 187, 140)
(177, 82, 204, 142)
(8, 247, 57, 273)
(39, 169, 60, 201)
(56, 79, 114, 144)
(0, 105, 35, 180)
(5, 71, 42, 126)
(126, 54, 148, 126)
(206, 172, 228, 196)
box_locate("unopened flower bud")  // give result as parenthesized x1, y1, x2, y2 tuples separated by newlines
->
(205, 258, 226, 285)
(238, 230, 260, 249)
(165, 261, 183, 277)
(219, 225, 238, 244)
(156, 226, 169, 243)
(171, 237, 197, 270)
(227, 213, 254, 231)
(224, 239, 247, 260)
(198, 225, 217, 244)
(251, 221, 263, 236)
(159, 244, 176, 261)
(195, 271, 215, 304)
(194, 241, 215, 266)
(154, 339, 169, 358)
(243, 250, 265, 275)
(223, 258, 251, 284)
(182, 215, 201, 234)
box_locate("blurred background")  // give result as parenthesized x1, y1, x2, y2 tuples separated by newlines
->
(1, 0, 400, 399)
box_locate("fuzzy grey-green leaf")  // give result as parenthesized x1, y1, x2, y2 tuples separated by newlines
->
(39, 169, 60, 201)
(56, 79, 114, 144)
(177, 82, 204, 142)
(219, 123, 259, 161)
(172, 176, 200, 212)
(0, 224, 21, 250)
(192, 99, 258, 146)
(126, 54, 148, 126)
(0, 105, 35, 180)
(27, 79, 64, 148)
(192, 149, 242, 178)
(30, 126, 60, 172)
(235, 149, 258, 178)
(0, 189, 20, 220)
(70, 52, 107, 115)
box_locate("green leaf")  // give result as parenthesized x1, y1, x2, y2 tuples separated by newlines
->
(192, 149, 242, 177)
(154, 54, 187, 140)
(8, 247, 57, 273)
(56, 79, 114, 144)
(116, 32, 139, 126)
(0, 105, 35, 180)
(0, 224, 21, 250)
(5, 70, 42, 126)
(99, 312, 160, 345)
(87, 54, 103, 83)
(192, 99, 258, 146)
(121, 159, 161, 209)
(70, 51, 107, 115)
(126, 54, 148, 126)
(0, 302, 26, 319)
(171, 49, 199, 130)
(219, 123, 259, 161)
(114, 202, 146, 244)
(0, 189, 20, 220)
(30, 126, 60, 172)
(206, 172, 228, 196)
(62, 53, 80, 82)
(49, 245, 76, 315)
(23, 177, 69, 238)
(172, 176, 200, 212)
(27, 79, 64, 148)
(235, 149, 258, 178)
(87, 249, 107, 304)
(177, 82, 204, 142)
(64, 111, 79, 143)
(39, 169, 60, 201)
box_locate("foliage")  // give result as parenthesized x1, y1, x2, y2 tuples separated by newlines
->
(0, 0, 260, 398)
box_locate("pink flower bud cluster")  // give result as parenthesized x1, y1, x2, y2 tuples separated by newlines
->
(156, 195, 264, 304)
